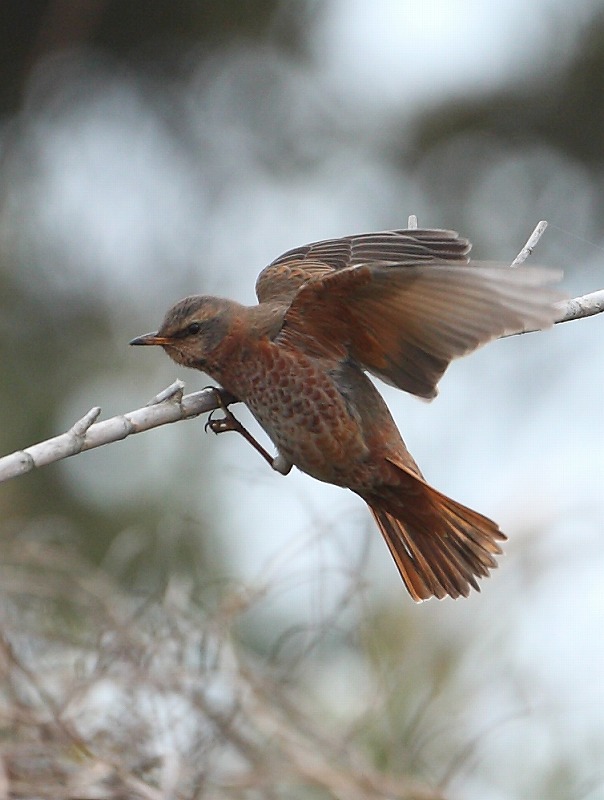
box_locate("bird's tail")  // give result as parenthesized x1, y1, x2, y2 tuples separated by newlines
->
(362, 457, 506, 602)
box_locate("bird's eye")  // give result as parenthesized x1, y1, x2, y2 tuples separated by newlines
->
(187, 322, 202, 335)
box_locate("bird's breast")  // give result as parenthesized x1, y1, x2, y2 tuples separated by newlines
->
(217, 340, 371, 484)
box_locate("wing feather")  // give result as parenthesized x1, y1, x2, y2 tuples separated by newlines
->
(278, 262, 562, 399)
(255, 228, 470, 303)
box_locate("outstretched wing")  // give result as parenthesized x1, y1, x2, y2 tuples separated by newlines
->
(255, 228, 470, 303)
(276, 258, 562, 400)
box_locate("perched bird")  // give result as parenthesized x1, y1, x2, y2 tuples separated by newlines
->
(131, 228, 561, 601)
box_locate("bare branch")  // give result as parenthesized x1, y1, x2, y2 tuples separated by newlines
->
(147, 378, 185, 405)
(0, 386, 237, 484)
(0, 219, 602, 484)
(510, 220, 548, 266)
(553, 289, 604, 324)
(502, 289, 604, 340)
(505, 220, 604, 332)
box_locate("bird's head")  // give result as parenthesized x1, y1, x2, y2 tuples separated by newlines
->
(130, 295, 236, 371)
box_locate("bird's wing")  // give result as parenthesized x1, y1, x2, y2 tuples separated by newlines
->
(276, 259, 562, 399)
(255, 228, 470, 303)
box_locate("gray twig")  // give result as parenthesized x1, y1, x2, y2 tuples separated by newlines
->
(510, 220, 548, 266)
(0, 388, 235, 483)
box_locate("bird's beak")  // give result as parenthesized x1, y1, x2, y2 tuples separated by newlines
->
(129, 332, 173, 346)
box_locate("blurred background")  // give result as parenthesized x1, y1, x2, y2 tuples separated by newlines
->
(1, 1, 604, 798)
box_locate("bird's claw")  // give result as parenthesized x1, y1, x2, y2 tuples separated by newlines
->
(204, 387, 239, 435)
(204, 401, 240, 435)
(205, 412, 237, 436)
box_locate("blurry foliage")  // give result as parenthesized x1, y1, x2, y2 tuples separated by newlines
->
(0, 532, 448, 800)
(409, 13, 604, 170)
(0, 0, 314, 110)
(387, 11, 604, 246)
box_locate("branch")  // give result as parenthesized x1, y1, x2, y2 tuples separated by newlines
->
(510, 219, 548, 266)
(0, 221, 602, 485)
(553, 289, 604, 324)
(0, 382, 238, 484)
(505, 221, 604, 332)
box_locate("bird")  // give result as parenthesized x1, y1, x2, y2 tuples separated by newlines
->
(130, 227, 561, 601)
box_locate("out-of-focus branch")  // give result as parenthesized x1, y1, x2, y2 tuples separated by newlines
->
(0, 221, 602, 485)
(0, 537, 449, 800)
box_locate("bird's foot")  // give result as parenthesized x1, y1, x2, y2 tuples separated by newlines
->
(204, 408, 238, 436)
(205, 388, 291, 475)
(204, 392, 247, 438)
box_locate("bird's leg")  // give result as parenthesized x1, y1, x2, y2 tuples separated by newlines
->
(205, 388, 292, 475)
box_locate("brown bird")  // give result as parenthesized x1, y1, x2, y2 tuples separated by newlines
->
(131, 228, 561, 601)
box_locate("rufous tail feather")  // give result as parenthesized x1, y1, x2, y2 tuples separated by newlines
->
(364, 457, 506, 601)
